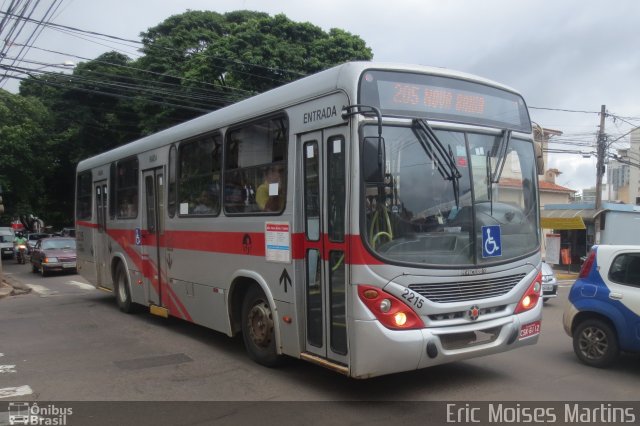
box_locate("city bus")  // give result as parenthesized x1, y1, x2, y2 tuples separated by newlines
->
(75, 62, 544, 378)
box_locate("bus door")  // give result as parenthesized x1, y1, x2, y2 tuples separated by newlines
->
(93, 180, 109, 288)
(301, 128, 349, 364)
(141, 168, 165, 307)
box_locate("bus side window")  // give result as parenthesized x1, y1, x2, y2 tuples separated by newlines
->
(177, 134, 221, 216)
(115, 157, 139, 219)
(76, 171, 92, 220)
(224, 116, 288, 215)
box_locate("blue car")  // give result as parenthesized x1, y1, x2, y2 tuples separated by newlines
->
(564, 245, 640, 367)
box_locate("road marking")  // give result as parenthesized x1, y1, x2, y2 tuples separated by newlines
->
(0, 365, 16, 373)
(26, 284, 58, 296)
(66, 280, 94, 291)
(0, 385, 33, 399)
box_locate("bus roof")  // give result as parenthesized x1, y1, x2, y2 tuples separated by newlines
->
(76, 61, 522, 171)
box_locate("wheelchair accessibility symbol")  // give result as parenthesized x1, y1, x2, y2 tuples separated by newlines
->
(482, 225, 502, 258)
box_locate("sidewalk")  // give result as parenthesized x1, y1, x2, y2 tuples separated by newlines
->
(0, 272, 31, 298)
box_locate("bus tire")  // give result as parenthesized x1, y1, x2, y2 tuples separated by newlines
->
(115, 263, 135, 314)
(241, 286, 282, 367)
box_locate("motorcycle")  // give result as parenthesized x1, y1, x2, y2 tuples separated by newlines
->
(15, 243, 27, 264)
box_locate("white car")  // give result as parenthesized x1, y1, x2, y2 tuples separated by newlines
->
(541, 261, 558, 301)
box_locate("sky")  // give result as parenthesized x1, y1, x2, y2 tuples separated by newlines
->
(2, 0, 640, 194)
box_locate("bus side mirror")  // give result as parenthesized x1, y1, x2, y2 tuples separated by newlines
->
(363, 136, 386, 184)
(534, 140, 544, 175)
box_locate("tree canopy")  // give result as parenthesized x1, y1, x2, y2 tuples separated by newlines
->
(0, 10, 373, 227)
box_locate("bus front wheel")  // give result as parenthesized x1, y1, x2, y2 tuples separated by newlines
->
(241, 286, 282, 367)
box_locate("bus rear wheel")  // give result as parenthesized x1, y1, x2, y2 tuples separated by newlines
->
(241, 286, 282, 367)
(115, 264, 135, 313)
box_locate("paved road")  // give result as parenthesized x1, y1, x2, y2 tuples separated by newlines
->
(2, 259, 640, 404)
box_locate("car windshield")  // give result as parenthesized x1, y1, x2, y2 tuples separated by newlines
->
(42, 239, 76, 250)
(362, 124, 539, 267)
(0, 235, 12, 243)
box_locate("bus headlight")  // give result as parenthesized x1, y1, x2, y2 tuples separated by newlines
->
(357, 285, 424, 330)
(394, 312, 407, 327)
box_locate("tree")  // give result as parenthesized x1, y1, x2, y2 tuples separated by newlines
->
(184, 14, 373, 93)
(0, 91, 53, 222)
(10, 10, 375, 227)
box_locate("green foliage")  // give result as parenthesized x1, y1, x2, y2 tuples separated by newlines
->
(0, 91, 53, 223)
(3, 10, 373, 228)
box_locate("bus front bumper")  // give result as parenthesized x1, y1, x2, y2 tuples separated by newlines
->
(349, 302, 542, 379)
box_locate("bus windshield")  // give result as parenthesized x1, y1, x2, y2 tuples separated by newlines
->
(362, 124, 539, 266)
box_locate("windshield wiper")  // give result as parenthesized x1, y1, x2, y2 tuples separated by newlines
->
(412, 119, 462, 209)
(490, 129, 512, 183)
(486, 129, 512, 216)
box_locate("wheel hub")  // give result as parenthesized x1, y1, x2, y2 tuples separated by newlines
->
(248, 301, 273, 348)
(579, 326, 608, 359)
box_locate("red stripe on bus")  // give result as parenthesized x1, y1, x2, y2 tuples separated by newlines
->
(105, 228, 193, 322)
(77, 223, 384, 266)
(76, 220, 99, 229)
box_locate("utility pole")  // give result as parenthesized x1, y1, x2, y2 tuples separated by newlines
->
(594, 105, 606, 244)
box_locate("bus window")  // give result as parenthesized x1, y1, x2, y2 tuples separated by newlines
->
(327, 136, 345, 242)
(109, 163, 116, 219)
(178, 134, 221, 216)
(76, 171, 92, 220)
(168, 145, 177, 218)
(303, 141, 320, 241)
(224, 116, 288, 214)
(116, 157, 139, 219)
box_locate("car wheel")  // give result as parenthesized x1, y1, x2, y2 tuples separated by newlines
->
(573, 319, 619, 368)
(40, 265, 47, 277)
(114, 263, 135, 313)
(241, 286, 282, 367)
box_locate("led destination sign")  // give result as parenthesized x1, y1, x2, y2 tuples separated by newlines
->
(359, 70, 531, 133)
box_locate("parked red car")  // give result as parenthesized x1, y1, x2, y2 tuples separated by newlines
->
(30, 237, 77, 276)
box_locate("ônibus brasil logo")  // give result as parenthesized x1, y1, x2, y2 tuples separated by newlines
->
(8, 402, 73, 425)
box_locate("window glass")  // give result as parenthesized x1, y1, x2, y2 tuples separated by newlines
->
(109, 163, 116, 219)
(330, 250, 347, 355)
(303, 141, 320, 241)
(327, 136, 345, 242)
(178, 134, 221, 216)
(76, 171, 92, 220)
(116, 157, 139, 219)
(224, 116, 288, 214)
(609, 253, 640, 287)
(168, 145, 177, 218)
(306, 249, 323, 348)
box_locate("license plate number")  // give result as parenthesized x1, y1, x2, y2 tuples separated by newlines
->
(63, 262, 76, 268)
(519, 321, 541, 339)
(542, 284, 553, 291)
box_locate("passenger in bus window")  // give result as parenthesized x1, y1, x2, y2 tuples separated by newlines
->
(193, 190, 213, 214)
(256, 165, 284, 212)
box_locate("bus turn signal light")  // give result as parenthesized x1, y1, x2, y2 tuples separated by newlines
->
(357, 285, 424, 330)
(514, 271, 542, 314)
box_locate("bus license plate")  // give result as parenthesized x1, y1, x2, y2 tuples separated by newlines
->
(519, 321, 541, 339)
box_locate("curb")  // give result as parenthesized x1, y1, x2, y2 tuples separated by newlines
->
(556, 274, 578, 281)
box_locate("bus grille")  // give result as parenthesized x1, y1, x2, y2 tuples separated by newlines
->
(409, 273, 527, 303)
